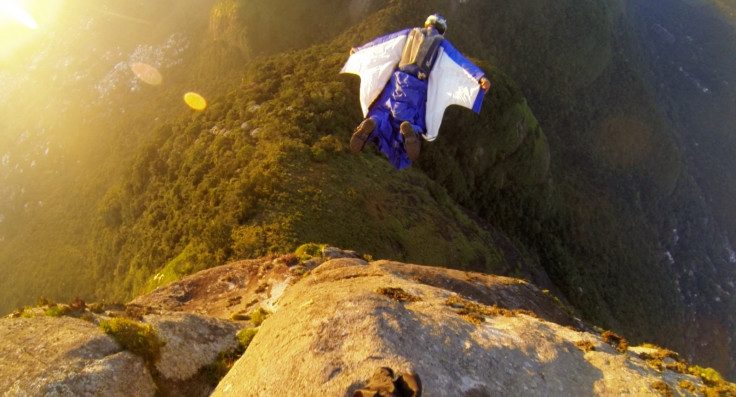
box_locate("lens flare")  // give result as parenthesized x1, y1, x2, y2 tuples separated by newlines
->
(130, 62, 162, 86)
(0, 0, 38, 29)
(184, 92, 207, 111)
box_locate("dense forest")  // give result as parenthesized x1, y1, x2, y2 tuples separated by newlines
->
(1, 0, 735, 380)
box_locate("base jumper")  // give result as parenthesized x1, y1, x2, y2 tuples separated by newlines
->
(341, 14, 491, 169)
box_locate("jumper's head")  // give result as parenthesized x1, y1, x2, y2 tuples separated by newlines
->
(425, 13, 447, 35)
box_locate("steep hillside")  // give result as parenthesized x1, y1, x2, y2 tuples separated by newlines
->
(2, 0, 735, 380)
(88, 36, 545, 301)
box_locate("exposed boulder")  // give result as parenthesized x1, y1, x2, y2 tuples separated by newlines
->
(145, 312, 242, 381)
(130, 256, 294, 321)
(0, 316, 156, 397)
(0, 310, 244, 396)
(212, 258, 712, 396)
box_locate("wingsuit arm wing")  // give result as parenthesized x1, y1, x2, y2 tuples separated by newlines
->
(424, 40, 486, 141)
(340, 29, 411, 116)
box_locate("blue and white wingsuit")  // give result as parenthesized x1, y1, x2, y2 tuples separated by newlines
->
(341, 26, 487, 169)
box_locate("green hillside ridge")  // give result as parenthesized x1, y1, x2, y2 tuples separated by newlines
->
(1, 0, 735, 380)
(90, 42, 535, 302)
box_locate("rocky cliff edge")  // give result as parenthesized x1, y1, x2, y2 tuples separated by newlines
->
(2, 248, 733, 396)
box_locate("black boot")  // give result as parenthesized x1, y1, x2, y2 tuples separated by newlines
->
(400, 121, 420, 161)
(352, 367, 422, 397)
(350, 118, 376, 153)
(353, 367, 397, 397)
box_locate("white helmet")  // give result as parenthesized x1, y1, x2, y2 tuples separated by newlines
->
(425, 14, 447, 35)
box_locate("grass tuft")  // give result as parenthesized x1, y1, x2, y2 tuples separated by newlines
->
(100, 317, 163, 366)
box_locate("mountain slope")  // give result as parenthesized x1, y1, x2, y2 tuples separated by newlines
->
(88, 40, 544, 301)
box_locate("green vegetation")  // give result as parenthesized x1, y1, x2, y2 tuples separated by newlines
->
(85, 38, 512, 302)
(679, 380, 696, 393)
(237, 328, 258, 350)
(651, 381, 674, 397)
(10, 307, 34, 318)
(446, 295, 536, 325)
(294, 243, 327, 261)
(688, 366, 736, 396)
(377, 287, 421, 303)
(44, 306, 67, 317)
(574, 340, 596, 353)
(198, 327, 258, 387)
(601, 330, 629, 353)
(638, 344, 688, 373)
(542, 290, 575, 318)
(249, 308, 270, 327)
(100, 317, 164, 366)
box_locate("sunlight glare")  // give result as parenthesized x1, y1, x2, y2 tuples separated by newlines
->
(184, 92, 207, 111)
(0, 0, 62, 60)
(0, 0, 38, 29)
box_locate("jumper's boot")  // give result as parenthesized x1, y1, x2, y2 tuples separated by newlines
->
(395, 371, 422, 397)
(350, 118, 376, 153)
(400, 121, 420, 162)
(352, 367, 397, 397)
(352, 367, 422, 397)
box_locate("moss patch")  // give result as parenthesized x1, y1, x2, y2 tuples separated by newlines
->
(574, 340, 596, 353)
(601, 330, 628, 353)
(679, 380, 696, 393)
(637, 344, 688, 373)
(651, 381, 674, 397)
(377, 287, 420, 303)
(446, 295, 536, 325)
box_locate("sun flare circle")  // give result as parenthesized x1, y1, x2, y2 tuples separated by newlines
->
(184, 92, 207, 111)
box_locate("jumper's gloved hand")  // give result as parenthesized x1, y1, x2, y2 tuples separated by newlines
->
(480, 77, 491, 93)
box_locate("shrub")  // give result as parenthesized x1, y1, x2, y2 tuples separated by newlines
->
(294, 243, 326, 261)
(100, 317, 163, 365)
(689, 365, 723, 386)
(250, 307, 270, 326)
(686, 365, 736, 397)
(230, 312, 249, 321)
(44, 306, 68, 317)
(237, 328, 258, 350)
